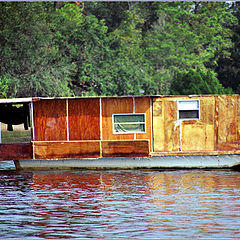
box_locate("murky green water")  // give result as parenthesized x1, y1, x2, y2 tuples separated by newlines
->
(0, 162, 239, 239)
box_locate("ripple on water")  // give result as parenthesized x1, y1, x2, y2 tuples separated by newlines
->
(0, 169, 239, 239)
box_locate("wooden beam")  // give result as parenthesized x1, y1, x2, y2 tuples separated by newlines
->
(102, 140, 149, 158)
(0, 143, 32, 160)
(33, 141, 100, 159)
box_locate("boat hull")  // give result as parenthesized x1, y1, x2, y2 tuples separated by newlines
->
(14, 154, 240, 171)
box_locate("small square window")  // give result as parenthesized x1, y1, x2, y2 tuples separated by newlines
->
(177, 100, 200, 120)
(113, 114, 146, 134)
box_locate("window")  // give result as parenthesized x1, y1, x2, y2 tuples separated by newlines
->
(113, 113, 146, 134)
(177, 100, 200, 120)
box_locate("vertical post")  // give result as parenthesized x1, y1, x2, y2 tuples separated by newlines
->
(30, 102, 35, 141)
(133, 97, 136, 140)
(133, 96, 135, 113)
(99, 98, 103, 157)
(30, 102, 35, 159)
(100, 98, 102, 141)
(66, 99, 69, 141)
(150, 97, 153, 153)
(0, 122, 1, 144)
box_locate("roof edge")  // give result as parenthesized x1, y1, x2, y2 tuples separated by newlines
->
(0, 98, 40, 104)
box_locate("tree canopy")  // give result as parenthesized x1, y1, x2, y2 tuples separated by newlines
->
(0, 2, 239, 98)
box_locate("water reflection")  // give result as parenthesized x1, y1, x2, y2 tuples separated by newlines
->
(0, 170, 239, 239)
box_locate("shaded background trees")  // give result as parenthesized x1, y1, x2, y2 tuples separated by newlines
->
(0, 1, 239, 98)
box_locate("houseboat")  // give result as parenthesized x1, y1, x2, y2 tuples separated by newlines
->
(1, 95, 240, 171)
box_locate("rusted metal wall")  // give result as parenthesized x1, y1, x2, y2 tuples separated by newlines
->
(31, 96, 151, 160)
(153, 96, 215, 152)
(101, 97, 152, 146)
(102, 97, 134, 140)
(33, 96, 151, 145)
(135, 97, 152, 148)
(216, 95, 240, 151)
(34, 100, 67, 141)
(32, 95, 240, 156)
(68, 98, 100, 140)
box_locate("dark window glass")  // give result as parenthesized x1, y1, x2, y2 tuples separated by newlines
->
(179, 110, 199, 119)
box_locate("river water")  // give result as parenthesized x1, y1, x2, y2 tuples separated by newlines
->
(0, 162, 239, 239)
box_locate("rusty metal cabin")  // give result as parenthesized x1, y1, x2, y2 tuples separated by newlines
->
(1, 95, 240, 164)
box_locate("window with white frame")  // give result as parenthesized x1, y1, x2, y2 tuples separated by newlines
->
(177, 100, 200, 120)
(113, 113, 146, 134)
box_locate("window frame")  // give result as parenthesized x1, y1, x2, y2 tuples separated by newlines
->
(177, 99, 200, 121)
(112, 113, 146, 134)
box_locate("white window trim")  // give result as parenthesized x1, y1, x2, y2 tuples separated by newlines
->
(177, 99, 200, 121)
(112, 113, 146, 134)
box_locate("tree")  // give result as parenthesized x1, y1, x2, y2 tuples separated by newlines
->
(54, 3, 113, 96)
(144, 2, 237, 94)
(215, 2, 240, 93)
(0, 2, 238, 97)
(0, 2, 73, 97)
(0, 75, 10, 98)
(170, 68, 233, 95)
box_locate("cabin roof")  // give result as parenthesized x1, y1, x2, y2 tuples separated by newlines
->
(0, 97, 40, 104)
(0, 94, 239, 104)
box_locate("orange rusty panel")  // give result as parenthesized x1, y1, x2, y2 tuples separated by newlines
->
(180, 97, 215, 152)
(34, 100, 67, 141)
(34, 141, 100, 159)
(135, 97, 152, 147)
(102, 140, 149, 157)
(152, 98, 165, 152)
(102, 97, 134, 140)
(164, 100, 180, 152)
(200, 97, 215, 125)
(68, 99, 100, 140)
(179, 97, 215, 152)
(181, 123, 213, 151)
(0, 143, 32, 160)
(216, 95, 240, 151)
(153, 96, 215, 153)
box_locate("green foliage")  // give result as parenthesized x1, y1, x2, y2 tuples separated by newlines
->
(0, 2, 238, 97)
(0, 75, 10, 98)
(144, 2, 237, 94)
(170, 68, 233, 95)
(0, 2, 73, 97)
(215, 2, 240, 93)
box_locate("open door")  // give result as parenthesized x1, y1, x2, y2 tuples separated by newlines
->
(0, 98, 35, 160)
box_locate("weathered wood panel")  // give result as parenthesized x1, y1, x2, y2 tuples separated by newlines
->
(68, 99, 100, 140)
(102, 140, 149, 157)
(33, 141, 100, 159)
(135, 97, 152, 149)
(153, 96, 215, 153)
(34, 100, 67, 141)
(102, 98, 134, 140)
(0, 143, 32, 160)
(216, 95, 240, 150)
